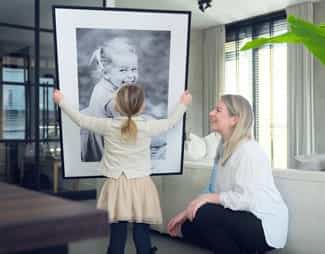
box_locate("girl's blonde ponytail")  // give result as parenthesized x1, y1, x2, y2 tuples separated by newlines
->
(121, 117, 138, 142)
(115, 85, 145, 142)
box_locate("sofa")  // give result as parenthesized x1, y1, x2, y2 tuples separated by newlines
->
(152, 160, 325, 254)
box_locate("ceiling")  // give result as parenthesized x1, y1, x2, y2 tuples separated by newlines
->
(0, 0, 321, 57)
(116, 0, 320, 29)
(0, 0, 321, 30)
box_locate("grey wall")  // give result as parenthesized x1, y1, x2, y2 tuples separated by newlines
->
(186, 29, 204, 137)
(314, 2, 325, 152)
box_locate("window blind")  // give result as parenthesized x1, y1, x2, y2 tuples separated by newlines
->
(224, 11, 288, 168)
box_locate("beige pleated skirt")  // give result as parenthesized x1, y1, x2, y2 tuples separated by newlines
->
(97, 174, 162, 224)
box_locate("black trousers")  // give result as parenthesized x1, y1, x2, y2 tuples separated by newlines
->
(107, 221, 152, 254)
(181, 204, 274, 254)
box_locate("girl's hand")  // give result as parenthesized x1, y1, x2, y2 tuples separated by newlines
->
(180, 90, 192, 105)
(53, 89, 64, 104)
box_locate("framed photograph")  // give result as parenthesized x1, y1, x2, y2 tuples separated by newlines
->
(53, 6, 191, 178)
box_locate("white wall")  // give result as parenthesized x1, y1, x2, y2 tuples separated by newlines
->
(313, 2, 325, 152)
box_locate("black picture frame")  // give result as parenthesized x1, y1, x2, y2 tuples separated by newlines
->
(53, 6, 191, 178)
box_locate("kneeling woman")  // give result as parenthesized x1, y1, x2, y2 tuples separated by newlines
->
(168, 94, 288, 254)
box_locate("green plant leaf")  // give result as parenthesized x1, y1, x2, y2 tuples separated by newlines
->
(302, 39, 325, 65)
(240, 32, 301, 51)
(241, 15, 325, 66)
(287, 15, 325, 65)
(288, 15, 325, 38)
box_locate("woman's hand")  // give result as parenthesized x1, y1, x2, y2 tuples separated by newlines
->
(167, 210, 187, 237)
(186, 193, 220, 221)
(53, 89, 64, 105)
(180, 90, 192, 105)
(167, 194, 220, 236)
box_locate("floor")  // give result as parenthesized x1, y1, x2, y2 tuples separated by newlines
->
(68, 199, 210, 254)
(69, 199, 210, 254)
(69, 230, 210, 254)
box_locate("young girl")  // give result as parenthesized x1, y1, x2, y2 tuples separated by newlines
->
(53, 85, 192, 254)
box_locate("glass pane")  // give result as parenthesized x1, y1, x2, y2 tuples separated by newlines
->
(0, 0, 34, 27)
(40, 76, 55, 86)
(238, 37, 253, 104)
(39, 85, 54, 111)
(0, 142, 21, 184)
(0, 26, 35, 84)
(0, 25, 36, 141)
(224, 39, 253, 104)
(1, 85, 26, 139)
(0, 27, 35, 56)
(37, 141, 58, 191)
(41, 0, 104, 30)
(40, 141, 61, 160)
(17, 142, 37, 187)
(39, 85, 60, 139)
(40, 32, 56, 80)
(2, 67, 27, 83)
(2, 56, 28, 68)
(39, 32, 60, 140)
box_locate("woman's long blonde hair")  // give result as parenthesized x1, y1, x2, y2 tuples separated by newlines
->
(220, 94, 254, 165)
(115, 85, 144, 142)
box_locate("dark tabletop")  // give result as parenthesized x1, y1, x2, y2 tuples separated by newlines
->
(0, 182, 108, 253)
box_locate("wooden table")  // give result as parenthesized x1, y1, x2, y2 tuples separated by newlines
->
(0, 182, 108, 253)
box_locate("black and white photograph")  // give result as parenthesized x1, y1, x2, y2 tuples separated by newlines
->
(54, 7, 190, 177)
(77, 29, 170, 162)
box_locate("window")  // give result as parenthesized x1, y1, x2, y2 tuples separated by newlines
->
(0, 0, 105, 188)
(1, 57, 28, 140)
(225, 11, 287, 168)
(39, 76, 58, 139)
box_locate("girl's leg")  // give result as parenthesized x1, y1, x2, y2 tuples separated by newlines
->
(107, 221, 128, 254)
(132, 223, 152, 254)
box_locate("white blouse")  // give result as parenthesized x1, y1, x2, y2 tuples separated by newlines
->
(216, 139, 288, 248)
